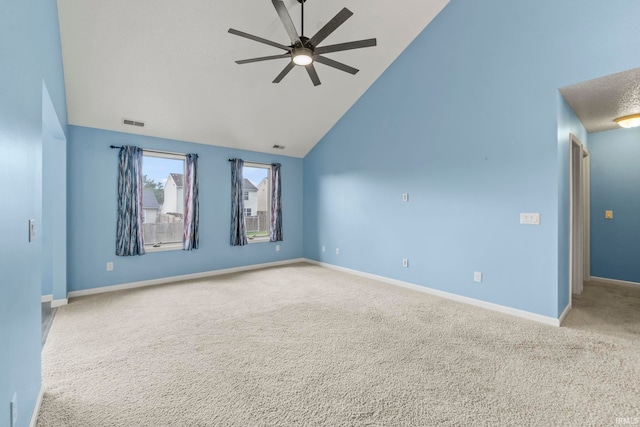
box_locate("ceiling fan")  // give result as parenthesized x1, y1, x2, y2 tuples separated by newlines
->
(228, 0, 377, 86)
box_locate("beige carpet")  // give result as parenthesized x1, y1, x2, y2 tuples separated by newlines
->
(39, 263, 639, 426)
(563, 280, 640, 340)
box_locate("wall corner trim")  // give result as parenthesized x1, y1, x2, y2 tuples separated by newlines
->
(29, 386, 44, 427)
(41, 295, 53, 303)
(66, 258, 307, 299)
(590, 276, 640, 289)
(558, 303, 572, 326)
(303, 259, 561, 327)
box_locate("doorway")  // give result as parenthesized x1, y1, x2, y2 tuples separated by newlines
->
(569, 133, 590, 303)
(41, 82, 67, 345)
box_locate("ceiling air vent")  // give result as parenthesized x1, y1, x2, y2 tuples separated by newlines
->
(272, 145, 285, 150)
(122, 118, 145, 127)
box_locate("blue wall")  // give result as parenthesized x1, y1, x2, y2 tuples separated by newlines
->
(589, 127, 640, 283)
(557, 94, 587, 314)
(67, 126, 303, 292)
(0, 1, 67, 426)
(303, 0, 640, 318)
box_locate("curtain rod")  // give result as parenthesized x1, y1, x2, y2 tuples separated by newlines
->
(109, 145, 190, 157)
(229, 159, 281, 166)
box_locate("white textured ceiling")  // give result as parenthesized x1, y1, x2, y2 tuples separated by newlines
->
(57, 0, 449, 157)
(560, 67, 640, 133)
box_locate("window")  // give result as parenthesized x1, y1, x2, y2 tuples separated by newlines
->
(142, 151, 186, 251)
(243, 163, 271, 241)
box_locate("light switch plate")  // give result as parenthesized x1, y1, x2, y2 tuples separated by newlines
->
(605, 210, 613, 219)
(520, 213, 540, 225)
(28, 219, 35, 242)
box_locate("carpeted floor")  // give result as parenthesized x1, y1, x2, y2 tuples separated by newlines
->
(563, 280, 640, 340)
(38, 263, 640, 426)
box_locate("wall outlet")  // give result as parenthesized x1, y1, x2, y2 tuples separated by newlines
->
(336, 248, 340, 255)
(402, 193, 409, 202)
(402, 259, 409, 268)
(474, 272, 482, 283)
(275, 245, 280, 252)
(321, 245, 326, 253)
(10, 393, 17, 427)
(106, 262, 114, 271)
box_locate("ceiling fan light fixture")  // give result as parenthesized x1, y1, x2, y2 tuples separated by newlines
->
(614, 113, 640, 129)
(292, 48, 313, 66)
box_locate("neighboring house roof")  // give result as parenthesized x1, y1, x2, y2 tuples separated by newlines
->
(169, 173, 184, 187)
(142, 189, 160, 210)
(243, 179, 258, 191)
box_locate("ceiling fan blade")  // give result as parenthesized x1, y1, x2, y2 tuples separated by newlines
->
(305, 64, 321, 86)
(273, 62, 296, 83)
(315, 38, 377, 55)
(308, 8, 353, 47)
(228, 28, 292, 52)
(314, 56, 358, 75)
(236, 54, 291, 65)
(271, 0, 302, 45)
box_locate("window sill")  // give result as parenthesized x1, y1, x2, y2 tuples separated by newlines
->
(247, 236, 270, 244)
(145, 243, 183, 253)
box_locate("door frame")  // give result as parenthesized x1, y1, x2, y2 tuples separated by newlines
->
(583, 152, 591, 282)
(569, 133, 590, 306)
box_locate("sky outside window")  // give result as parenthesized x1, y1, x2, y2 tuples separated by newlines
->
(143, 156, 184, 184)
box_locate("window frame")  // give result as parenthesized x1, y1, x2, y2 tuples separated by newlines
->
(243, 162, 272, 244)
(142, 150, 187, 253)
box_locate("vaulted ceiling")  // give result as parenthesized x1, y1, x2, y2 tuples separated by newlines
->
(57, 0, 449, 157)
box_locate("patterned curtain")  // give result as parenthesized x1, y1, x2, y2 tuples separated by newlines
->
(183, 153, 199, 250)
(270, 163, 283, 242)
(116, 146, 145, 256)
(230, 158, 248, 246)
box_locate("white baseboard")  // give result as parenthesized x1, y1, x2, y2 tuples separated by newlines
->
(558, 303, 572, 326)
(44, 294, 66, 306)
(51, 298, 68, 308)
(29, 385, 44, 427)
(304, 259, 561, 327)
(590, 276, 640, 289)
(67, 258, 306, 299)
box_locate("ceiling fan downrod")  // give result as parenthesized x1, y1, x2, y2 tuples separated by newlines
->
(299, 0, 305, 39)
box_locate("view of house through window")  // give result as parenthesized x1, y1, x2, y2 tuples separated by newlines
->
(243, 163, 271, 240)
(142, 152, 186, 249)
